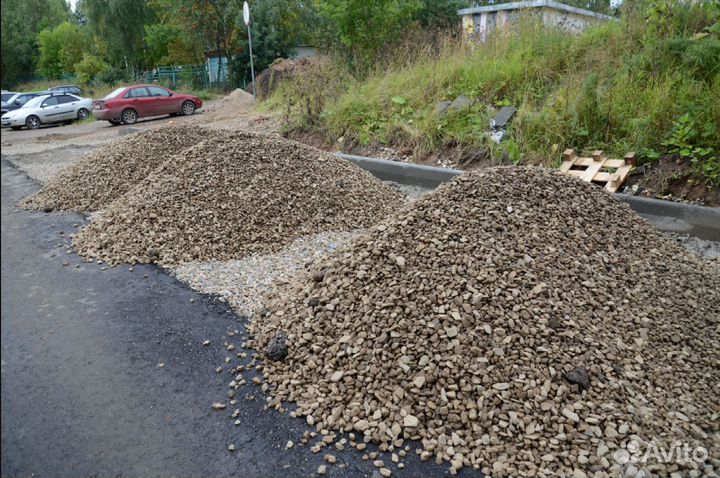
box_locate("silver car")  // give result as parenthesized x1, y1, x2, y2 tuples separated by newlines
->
(1, 93, 92, 130)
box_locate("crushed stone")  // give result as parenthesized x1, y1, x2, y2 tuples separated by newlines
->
(21, 125, 223, 213)
(251, 166, 720, 477)
(72, 131, 403, 265)
(172, 231, 359, 316)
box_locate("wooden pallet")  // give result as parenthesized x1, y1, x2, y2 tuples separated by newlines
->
(559, 149, 636, 193)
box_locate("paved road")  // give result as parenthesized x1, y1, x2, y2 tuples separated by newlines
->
(0, 161, 453, 477)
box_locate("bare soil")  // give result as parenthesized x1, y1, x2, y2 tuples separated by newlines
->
(624, 156, 720, 207)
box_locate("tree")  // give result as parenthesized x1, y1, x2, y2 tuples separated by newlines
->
(1, 0, 68, 84)
(78, 0, 156, 73)
(415, 0, 471, 29)
(233, 0, 321, 84)
(147, 0, 206, 65)
(36, 22, 88, 78)
(314, 0, 423, 70)
(75, 53, 111, 84)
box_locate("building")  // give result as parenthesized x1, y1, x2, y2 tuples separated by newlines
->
(458, 1, 614, 42)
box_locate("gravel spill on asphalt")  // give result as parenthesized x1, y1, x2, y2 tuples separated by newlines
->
(21, 125, 223, 212)
(250, 166, 720, 478)
(1, 144, 99, 183)
(72, 132, 403, 265)
(172, 231, 359, 317)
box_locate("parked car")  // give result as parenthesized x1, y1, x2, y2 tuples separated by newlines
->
(1, 92, 92, 130)
(92, 84, 202, 125)
(1, 92, 41, 115)
(48, 85, 82, 95)
(1, 91, 18, 103)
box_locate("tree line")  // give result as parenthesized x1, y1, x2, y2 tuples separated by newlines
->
(1, 0, 613, 88)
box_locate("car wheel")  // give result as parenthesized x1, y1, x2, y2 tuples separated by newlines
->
(181, 100, 196, 116)
(25, 115, 40, 129)
(77, 108, 90, 121)
(121, 108, 138, 125)
(11, 126, 22, 131)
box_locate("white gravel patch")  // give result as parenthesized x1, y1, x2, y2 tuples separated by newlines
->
(170, 230, 360, 316)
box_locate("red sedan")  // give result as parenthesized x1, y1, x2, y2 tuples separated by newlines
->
(92, 85, 203, 125)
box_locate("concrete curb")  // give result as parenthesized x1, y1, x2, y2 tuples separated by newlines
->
(337, 153, 461, 188)
(337, 152, 720, 241)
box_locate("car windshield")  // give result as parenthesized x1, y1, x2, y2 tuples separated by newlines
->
(1, 93, 15, 102)
(104, 87, 127, 99)
(22, 96, 45, 109)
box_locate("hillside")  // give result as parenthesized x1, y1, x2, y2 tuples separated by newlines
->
(265, 2, 720, 204)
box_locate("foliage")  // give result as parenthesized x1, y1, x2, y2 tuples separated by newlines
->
(265, 59, 352, 130)
(662, 113, 718, 186)
(234, 0, 321, 86)
(75, 53, 111, 84)
(267, 3, 720, 186)
(78, 0, 156, 73)
(173, 0, 242, 83)
(314, 0, 423, 71)
(1, 0, 68, 84)
(37, 22, 88, 79)
(415, 0, 470, 29)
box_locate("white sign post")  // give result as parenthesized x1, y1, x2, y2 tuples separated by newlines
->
(243, 1, 256, 100)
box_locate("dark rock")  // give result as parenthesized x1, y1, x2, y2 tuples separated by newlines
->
(491, 106, 517, 128)
(564, 367, 591, 391)
(266, 332, 288, 361)
(433, 100, 452, 116)
(313, 269, 328, 282)
(548, 317, 563, 330)
(449, 95, 472, 112)
(308, 298, 320, 307)
(147, 248, 160, 259)
(43, 206, 53, 213)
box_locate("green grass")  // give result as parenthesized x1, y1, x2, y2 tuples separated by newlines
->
(266, 5, 720, 186)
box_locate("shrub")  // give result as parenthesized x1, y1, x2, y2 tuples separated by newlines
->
(75, 53, 110, 84)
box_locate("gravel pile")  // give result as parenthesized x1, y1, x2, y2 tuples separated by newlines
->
(21, 125, 222, 212)
(252, 167, 720, 477)
(72, 132, 403, 265)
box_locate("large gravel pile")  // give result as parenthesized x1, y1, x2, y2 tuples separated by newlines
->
(21, 125, 222, 212)
(252, 167, 720, 477)
(72, 132, 403, 265)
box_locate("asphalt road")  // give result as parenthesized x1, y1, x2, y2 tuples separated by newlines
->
(0, 160, 456, 478)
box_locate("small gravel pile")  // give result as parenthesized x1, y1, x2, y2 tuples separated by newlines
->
(72, 132, 403, 265)
(21, 125, 222, 212)
(252, 167, 720, 477)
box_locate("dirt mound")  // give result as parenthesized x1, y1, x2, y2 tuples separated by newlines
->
(21, 125, 220, 213)
(72, 132, 403, 265)
(253, 167, 720, 477)
(255, 56, 330, 100)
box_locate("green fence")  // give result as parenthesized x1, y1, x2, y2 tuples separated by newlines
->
(138, 64, 227, 90)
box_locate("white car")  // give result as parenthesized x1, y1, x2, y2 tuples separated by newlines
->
(1, 93, 92, 130)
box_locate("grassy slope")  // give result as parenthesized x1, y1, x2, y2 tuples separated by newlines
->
(269, 7, 720, 187)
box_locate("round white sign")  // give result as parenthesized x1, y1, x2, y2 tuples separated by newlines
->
(243, 1, 250, 25)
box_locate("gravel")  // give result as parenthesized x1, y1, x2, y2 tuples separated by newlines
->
(172, 231, 359, 316)
(21, 125, 224, 212)
(251, 166, 720, 477)
(1, 144, 98, 183)
(72, 131, 403, 265)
